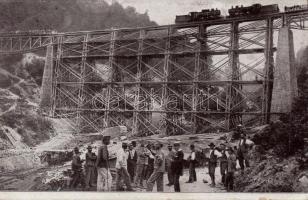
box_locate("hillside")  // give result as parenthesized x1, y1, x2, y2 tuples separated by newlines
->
(0, 54, 55, 150)
(0, 0, 157, 32)
(0, 0, 157, 151)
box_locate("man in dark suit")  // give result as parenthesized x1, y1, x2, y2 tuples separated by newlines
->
(171, 142, 184, 192)
(127, 142, 137, 182)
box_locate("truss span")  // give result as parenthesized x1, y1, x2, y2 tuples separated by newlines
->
(1, 10, 307, 135)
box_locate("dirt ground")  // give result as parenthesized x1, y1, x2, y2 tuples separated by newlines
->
(153, 168, 225, 192)
(0, 165, 225, 192)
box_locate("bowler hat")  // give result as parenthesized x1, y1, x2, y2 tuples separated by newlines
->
(74, 147, 80, 153)
(155, 142, 161, 147)
(174, 142, 180, 146)
(102, 136, 111, 141)
(87, 145, 92, 149)
(208, 143, 215, 147)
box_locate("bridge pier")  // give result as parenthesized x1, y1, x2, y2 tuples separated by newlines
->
(271, 27, 298, 119)
(39, 45, 54, 115)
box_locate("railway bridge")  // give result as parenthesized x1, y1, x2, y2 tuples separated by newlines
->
(0, 9, 307, 136)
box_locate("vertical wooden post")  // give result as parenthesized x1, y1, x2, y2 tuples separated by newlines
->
(262, 17, 274, 124)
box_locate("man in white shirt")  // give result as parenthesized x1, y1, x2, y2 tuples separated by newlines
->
(146, 142, 165, 192)
(115, 142, 133, 191)
(186, 144, 197, 183)
(237, 133, 254, 172)
(208, 142, 222, 187)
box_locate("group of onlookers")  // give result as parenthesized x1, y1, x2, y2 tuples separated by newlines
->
(199, 130, 254, 191)
(70, 125, 254, 192)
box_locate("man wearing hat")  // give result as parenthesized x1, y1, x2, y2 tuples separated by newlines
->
(226, 146, 237, 191)
(96, 136, 112, 191)
(207, 142, 222, 187)
(171, 142, 184, 192)
(237, 133, 254, 172)
(166, 144, 175, 186)
(115, 142, 133, 191)
(219, 143, 228, 186)
(145, 143, 155, 182)
(71, 147, 85, 188)
(134, 141, 150, 188)
(146, 142, 165, 192)
(127, 142, 137, 183)
(233, 124, 244, 140)
(186, 144, 197, 183)
(85, 145, 97, 190)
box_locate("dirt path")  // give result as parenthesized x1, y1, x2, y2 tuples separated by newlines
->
(151, 167, 225, 192)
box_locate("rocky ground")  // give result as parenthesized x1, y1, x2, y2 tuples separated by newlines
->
(233, 121, 308, 192)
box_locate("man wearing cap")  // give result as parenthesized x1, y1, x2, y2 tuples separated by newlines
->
(127, 142, 137, 183)
(146, 142, 165, 192)
(115, 142, 133, 191)
(237, 133, 254, 172)
(186, 144, 197, 183)
(85, 145, 97, 190)
(166, 144, 175, 186)
(171, 142, 184, 192)
(71, 147, 85, 188)
(226, 147, 237, 191)
(207, 142, 222, 187)
(96, 136, 112, 191)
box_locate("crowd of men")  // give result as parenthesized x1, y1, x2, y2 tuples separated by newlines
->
(70, 126, 254, 192)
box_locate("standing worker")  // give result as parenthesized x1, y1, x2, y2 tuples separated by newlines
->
(134, 142, 149, 188)
(96, 136, 112, 191)
(127, 143, 137, 183)
(171, 142, 184, 192)
(233, 124, 244, 140)
(207, 143, 222, 187)
(70, 147, 85, 189)
(219, 143, 228, 186)
(237, 133, 254, 173)
(165, 144, 175, 186)
(115, 142, 133, 191)
(186, 144, 197, 183)
(85, 145, 97, 190)
(145, 143, 155, 181)
(146, 142, 165, 192)
(225, 147, 237, 191)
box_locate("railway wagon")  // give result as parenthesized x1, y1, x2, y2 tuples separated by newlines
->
(228, 4, 279, 18)
(285, 5, 308, 13)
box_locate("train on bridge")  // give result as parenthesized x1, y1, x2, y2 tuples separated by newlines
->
(175, 3, 308, 24)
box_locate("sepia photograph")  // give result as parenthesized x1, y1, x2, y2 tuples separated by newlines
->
(0, 0, 307, 199)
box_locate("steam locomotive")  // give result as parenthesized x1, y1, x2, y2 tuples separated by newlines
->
(175, 3, 308, 24)
(175, 9, 222, 23)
